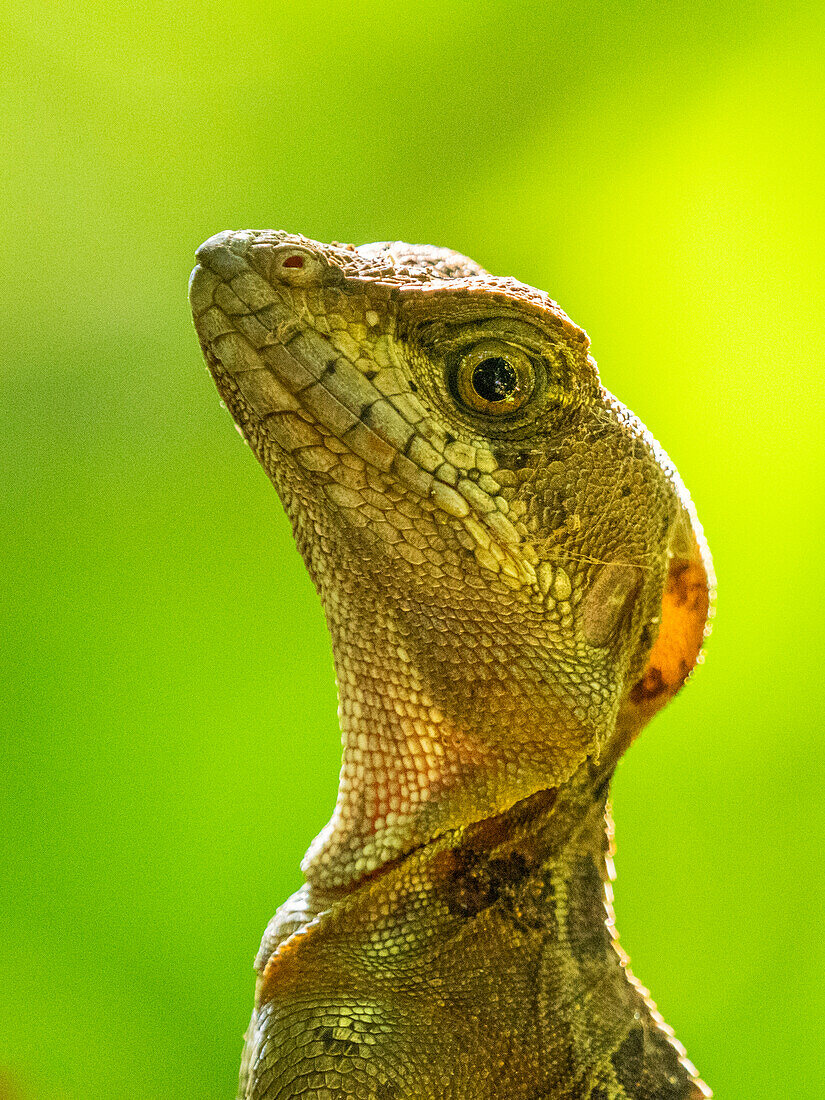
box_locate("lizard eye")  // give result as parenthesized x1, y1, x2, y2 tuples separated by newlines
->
(454, 341, 535, 416)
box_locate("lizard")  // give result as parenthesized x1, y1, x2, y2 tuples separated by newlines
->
(189, 229, 715, 1100)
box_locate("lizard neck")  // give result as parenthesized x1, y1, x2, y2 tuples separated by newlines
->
(300, 563, 618, 890)
(429, 769, 705, 1098)
(257, 762, 708, 1100)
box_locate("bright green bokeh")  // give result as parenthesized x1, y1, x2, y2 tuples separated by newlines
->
(2, 2, 823, 1097)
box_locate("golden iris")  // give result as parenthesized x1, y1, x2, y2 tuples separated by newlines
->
(455, 340, 534, 415)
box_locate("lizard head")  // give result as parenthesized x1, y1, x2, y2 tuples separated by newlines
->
(190, 230, 713, 887)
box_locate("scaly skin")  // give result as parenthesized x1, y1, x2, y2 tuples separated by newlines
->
(189, 231, 714, 1100)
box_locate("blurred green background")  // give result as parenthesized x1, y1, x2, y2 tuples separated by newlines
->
(2, 2, 824, 1097)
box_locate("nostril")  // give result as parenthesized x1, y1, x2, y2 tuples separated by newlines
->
(269, 245, 327, 286)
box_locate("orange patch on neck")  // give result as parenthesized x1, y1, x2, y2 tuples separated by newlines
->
(617, 543, 713, 748)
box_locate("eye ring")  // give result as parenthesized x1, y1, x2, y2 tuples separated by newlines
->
(454, 340, 535, 415)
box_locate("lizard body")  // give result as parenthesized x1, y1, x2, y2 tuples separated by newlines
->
(189, 231, 714, 1099)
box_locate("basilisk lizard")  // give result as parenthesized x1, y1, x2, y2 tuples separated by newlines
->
(189, 231, 714, 1100)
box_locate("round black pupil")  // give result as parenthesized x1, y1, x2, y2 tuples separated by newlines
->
(471, 357, 517, 402)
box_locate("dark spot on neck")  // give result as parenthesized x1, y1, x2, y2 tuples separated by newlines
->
(592, 769, 613, 803)
(441, 789, 557, 920)
(444, 853, 500, 917)
(612, 1026, 646, 1093)
(443, 849, 534, 919)
(566, 856, 611, 963)
(629, 666, 666, 704)
(317, 1027, 361, 1058)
